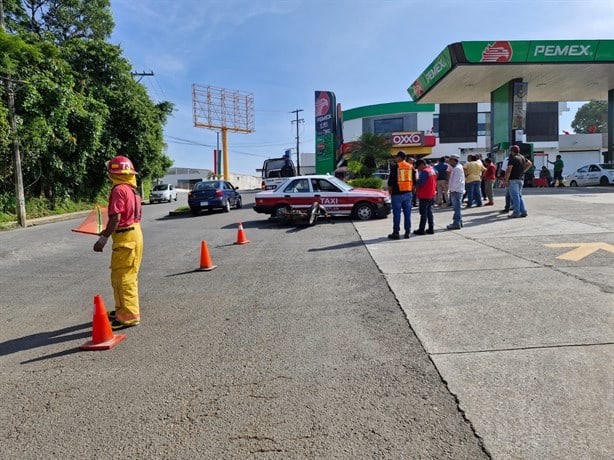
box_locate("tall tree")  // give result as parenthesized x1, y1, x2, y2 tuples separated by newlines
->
(571, 101, 607, 134)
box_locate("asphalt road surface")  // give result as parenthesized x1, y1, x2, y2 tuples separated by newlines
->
(0, 191, 487, 459)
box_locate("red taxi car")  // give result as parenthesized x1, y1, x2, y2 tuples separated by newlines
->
(253, 175, 391, 220)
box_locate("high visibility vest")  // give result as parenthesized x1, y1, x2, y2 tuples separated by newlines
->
(397, 161, 413, 192)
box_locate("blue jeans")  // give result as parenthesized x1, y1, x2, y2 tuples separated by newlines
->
(391, 192, 412, 234)
(466, 181, 482, 206)
(418, 198, 434, 231)
(450, 191, 462, 227)
(508, 179, 527, 216)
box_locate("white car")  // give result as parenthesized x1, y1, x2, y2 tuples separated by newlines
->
(565, 164, 614, 187)
(149, 183, 177, 203)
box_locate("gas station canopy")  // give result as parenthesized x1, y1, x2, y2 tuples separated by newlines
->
(407, 40, 614, 103)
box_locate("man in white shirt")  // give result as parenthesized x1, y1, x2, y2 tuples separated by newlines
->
(446, 154, 465, 230)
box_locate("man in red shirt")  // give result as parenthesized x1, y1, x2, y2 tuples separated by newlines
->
(413, 159, 437, 235)
(482, 158, 497, 206)
(93, 155, 143, 330)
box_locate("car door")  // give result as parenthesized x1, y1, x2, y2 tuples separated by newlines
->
(586, 165, 601, 185)
(574, 166, 589, 186)
(280, 178, 314, 211)
(224, 181, 237, 205)
(310, 178, 348, 215)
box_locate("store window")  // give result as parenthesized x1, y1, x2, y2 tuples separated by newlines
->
(373, 117, 404, 134)
(438, 103, 478, 143)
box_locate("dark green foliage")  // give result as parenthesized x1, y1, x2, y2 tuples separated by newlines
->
(0, 1, 174, 216)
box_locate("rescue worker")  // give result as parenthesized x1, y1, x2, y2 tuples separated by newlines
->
(387, 151, 413, 239)
(94, 155, 143, 330)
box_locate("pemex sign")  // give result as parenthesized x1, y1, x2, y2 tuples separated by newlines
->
(462, 40, 614, 63)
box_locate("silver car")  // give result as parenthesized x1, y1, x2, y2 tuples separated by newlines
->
(150, 183, 178, 203)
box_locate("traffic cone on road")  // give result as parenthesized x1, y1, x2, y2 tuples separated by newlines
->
(234, 222, 250, 245)
(198, 240, 217, 271)
(80, 295, 126, 351)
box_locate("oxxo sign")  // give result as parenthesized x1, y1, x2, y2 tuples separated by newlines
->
(391, 132, 424, 147)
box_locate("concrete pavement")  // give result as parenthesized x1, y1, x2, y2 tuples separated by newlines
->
(354, 188, 614, 459)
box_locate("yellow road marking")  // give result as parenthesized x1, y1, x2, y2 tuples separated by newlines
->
(544, 242, 614, 261)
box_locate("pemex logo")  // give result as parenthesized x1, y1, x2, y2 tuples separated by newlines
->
(481, 41, 513, 62)
(315, 92, 331, 117)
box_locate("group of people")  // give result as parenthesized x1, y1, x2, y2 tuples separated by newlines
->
(386, 146, 535, 238)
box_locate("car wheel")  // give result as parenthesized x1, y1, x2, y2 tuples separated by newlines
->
(235, 196, 242, 209)
(353, 202, 374, 220)
(223, 200, 231, 213)
(570, 180, 578, 187)
(190, 206, 200, 216)
(599, 176, 609, 186)
(168, 196, 172, 203)
(174, 195, 178, 201)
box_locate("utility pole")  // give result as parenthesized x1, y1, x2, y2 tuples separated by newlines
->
(1, 0, 27, 227)
(130, 70, 154, 83)
(291, 109, 304, 175)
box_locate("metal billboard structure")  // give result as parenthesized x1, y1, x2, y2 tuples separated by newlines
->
(192, 84, 255, 179)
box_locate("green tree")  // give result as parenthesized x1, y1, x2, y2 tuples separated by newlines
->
(571, 100, 607, 134)
(1, 0, 174, 215)
(346, 132, 391, 178)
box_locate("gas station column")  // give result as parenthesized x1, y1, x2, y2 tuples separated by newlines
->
(490, 78, 528, 155)
(608, 89, 613, 163)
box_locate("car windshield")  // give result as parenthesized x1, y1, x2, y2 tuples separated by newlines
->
(153, 184, 169, 191)
(599, 164, 614, 170)
(194, 181, 219, 191)
(325, 176, 353, 191)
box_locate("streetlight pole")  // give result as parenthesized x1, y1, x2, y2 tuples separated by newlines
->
(291, 109, 304, 175)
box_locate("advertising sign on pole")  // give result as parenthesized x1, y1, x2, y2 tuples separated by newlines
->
(315, 91, 337, 174)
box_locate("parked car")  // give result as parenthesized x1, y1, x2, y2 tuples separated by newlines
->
(188, 180, 242, 215)
(253, 175, 391, 221)
(149, 183, 177, 203)
(565, 163, 614, 187)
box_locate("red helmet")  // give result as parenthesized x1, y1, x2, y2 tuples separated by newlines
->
(107, 155, 138, 175)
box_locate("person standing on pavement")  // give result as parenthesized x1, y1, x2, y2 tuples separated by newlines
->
(94, 155, 143, 330)
(504, 145, 532, 219)
(548, 154, 565, 186)
(446, 154, 465, 230)
(434, 156, 450, 206)
(414, 159, 436, 235)
(499, 154, 512, 214)
(463, 154, 486, 208)
(387, 151, 413, 239)
(483, 158, 497, 206)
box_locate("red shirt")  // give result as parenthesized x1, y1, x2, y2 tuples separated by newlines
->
(416, 166, 437, 200)
(483, 164, 497, 181)
(109, 184, 141, 227)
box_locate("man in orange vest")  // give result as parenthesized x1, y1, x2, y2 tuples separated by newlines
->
(387, 151, 413, 239)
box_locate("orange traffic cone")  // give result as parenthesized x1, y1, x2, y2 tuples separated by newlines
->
(80, 295, 126, 351)
(234, 222, 250, 245)
(198, 240, 217, 271)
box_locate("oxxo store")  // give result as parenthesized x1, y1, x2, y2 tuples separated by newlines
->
(389, 131, 436, 158)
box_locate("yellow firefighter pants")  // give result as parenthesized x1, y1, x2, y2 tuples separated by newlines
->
(110, 223, 143, 325)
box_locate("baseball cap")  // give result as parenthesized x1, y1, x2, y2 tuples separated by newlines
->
(450, 154, 460, 160)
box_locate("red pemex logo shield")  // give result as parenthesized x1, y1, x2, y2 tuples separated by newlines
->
(481, 41, 513, 62)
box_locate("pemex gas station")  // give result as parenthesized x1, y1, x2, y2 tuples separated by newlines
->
(407, 39, 614, 162)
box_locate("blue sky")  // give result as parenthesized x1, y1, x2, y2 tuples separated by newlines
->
(110, 0, 613, 175)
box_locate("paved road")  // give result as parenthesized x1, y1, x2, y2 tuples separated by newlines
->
(0, 192, 485, 459)
(354, 186, 614, 459)
(1, 186, 612, 459)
